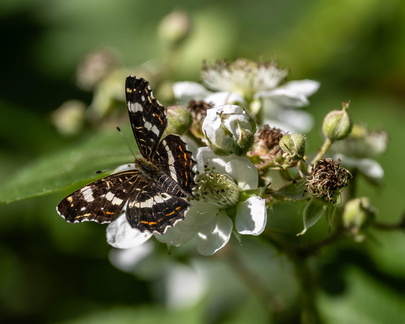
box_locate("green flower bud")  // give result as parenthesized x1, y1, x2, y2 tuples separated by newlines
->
(51, 100, 86, 136)
(279, 133, 306, 160)
(343, 197, 376, 241)
(165, 105, 193, 135)
(322, 102, 353, 141)
(158, 10, 192, 48)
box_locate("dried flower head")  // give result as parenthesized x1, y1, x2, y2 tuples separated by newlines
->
(306, 158, 352, 204)
(187, 100, 213, 138)
(251, 125, 284, 157)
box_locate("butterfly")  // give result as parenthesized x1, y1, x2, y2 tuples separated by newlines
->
(57, 76, 196, 234)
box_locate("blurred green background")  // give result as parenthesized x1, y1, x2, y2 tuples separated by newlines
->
(1, 0, 405, 323)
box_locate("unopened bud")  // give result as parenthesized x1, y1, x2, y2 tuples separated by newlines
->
(203, 105, 256, 156)
(52, 100, 86, 136)
(279, 133, 306, 160)
(158, 10, 192, 48)
(322, 102, 352, 141)
(343, 197, 376, 240)
(165, 105, 193, 135)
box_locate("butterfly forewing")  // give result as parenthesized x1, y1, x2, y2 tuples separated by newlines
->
(57, 171, 143, 224)
(154, 134, 196, 196)
(125, 76, 167, 160)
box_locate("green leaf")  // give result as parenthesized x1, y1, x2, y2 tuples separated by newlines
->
(0, 128, 135, 204)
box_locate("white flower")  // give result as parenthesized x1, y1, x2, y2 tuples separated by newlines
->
(202, 105, 256, 155)
(157, 147, 267, 256)
(172, 58, 319, 133)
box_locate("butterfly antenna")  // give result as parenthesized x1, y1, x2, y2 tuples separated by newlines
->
(116, 126, 136, 158)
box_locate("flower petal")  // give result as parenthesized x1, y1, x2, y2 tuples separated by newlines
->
(106, 214, 152, 248)
(155, 200, 218, 246)
(280, 80, 320, 97)
(258, 89, 310, 108)
(272, 108, 314, 133)
(204, 92, 245, 107)
(196, 147, 259, 189)
(108, 241, 154, 272)
(173, 81, 212, 103)
(235, 196, 267, 235)
(225, 158, 258, 190)
(197, 211, 232, 255)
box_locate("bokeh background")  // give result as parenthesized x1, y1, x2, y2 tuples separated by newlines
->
(1, 0, 405, 323)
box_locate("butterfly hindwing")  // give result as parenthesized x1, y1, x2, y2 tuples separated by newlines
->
(125, 76, 167, 160)
(126, 176, 190, 233)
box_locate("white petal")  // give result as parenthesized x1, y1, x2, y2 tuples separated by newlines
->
(280, 80, 320, 97)
(173, 82, 212, 103)
(108, 241, 154, 272)
(155, 201, 218, 246)
(273, 109, 314, 133)
(235, 196, 267, 235)
(204, 92, 245, 106)
(165, 264, 206, 309)
(195, 147, 227, 172)
(258, 89, 310, 108)
(225, 158, 258, 190)
(196, 147, 259, 190)
(197, 211, 232, 256)
(106, 214, 152, 248)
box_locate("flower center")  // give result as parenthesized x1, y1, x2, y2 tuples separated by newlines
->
(195, 166, 240, 209)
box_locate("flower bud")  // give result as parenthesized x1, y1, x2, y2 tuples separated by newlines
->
(51, 100, 86, 136)
(165, 105, 193, 135)
(279, 133, 306, 160)
(158, 10, 192, 48)
(322, 102, 352, 141)
(76, 47, 119, 90)
(343, 197, 376, 241)
(202, 105, 256, 156)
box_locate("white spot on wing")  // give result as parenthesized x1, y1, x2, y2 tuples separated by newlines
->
(164, 140, 178, 182)
(139, 194, 172, 208)
(112, 197, 124, 206)
(80, 187, 95, 202)
(129, 102, 143, 113)
(105, 192, 114, 201)
(144, 121, 160, 136)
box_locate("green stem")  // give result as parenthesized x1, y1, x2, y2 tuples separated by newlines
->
(310, 138, 333, 166)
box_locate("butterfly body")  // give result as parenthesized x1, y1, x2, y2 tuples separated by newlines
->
(57, 76, 195, 234)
